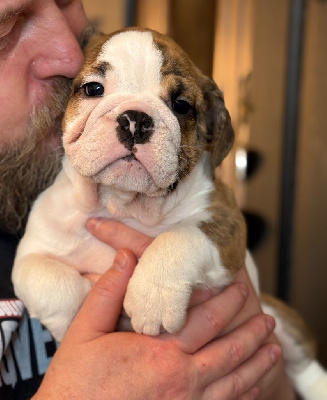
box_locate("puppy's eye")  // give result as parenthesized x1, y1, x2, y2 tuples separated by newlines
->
(83, 82, 104, 97)
(172, 98, 193, 115)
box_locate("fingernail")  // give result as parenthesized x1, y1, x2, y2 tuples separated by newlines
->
(270, 344, 282, 362)
(86, 217, 103, 231)
(112, 250, 129, 271)
(239, 283, 249, 298)
(265, 315, 276, 331)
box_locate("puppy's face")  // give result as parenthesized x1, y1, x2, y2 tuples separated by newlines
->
(63, 28, 233, 197)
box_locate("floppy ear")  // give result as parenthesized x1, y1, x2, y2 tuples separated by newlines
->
(198, 73, 234, 173)
(62, 157, 99, 213)
(79, 24, 98, 50)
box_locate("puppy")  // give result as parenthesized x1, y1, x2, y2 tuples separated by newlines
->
(12, 28, 326, 399)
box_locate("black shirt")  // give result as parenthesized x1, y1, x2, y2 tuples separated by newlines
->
(0, 228, 57, 399)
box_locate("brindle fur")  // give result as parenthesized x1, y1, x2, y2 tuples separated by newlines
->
(200, 181, 247, 275)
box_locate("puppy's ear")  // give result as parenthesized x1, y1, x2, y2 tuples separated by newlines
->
(62, 157, 99, 213)
(79, 24, 99, 50)
(198, 72, 234, 173)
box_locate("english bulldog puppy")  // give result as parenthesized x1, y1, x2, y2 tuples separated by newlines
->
(12, 28, 326, 400)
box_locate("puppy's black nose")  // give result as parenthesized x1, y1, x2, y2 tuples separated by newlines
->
(116, 110, 154, 151)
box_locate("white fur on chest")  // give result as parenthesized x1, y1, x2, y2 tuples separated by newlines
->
(16, 155, 215, 275)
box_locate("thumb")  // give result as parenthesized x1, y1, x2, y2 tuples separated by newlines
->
(66, 249, 137, 342)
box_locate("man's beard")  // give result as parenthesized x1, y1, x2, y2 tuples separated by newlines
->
(0, 78, 72, 236)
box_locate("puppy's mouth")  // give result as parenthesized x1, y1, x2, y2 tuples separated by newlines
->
(121, 154, 137, 162)
(101, 152, 141, 171)
(93, 150, 148, 180)
(88, 132, 179, 193)
(91, 149, 161, 195)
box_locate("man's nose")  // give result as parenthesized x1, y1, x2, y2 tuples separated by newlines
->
(31, 8, 85, 80)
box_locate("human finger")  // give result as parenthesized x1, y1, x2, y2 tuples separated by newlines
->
(82, 273, 101, 283)
(202, 343, 281, 400)
(188, 288, 221, 308)
(167, 283, 249, 354)
(221, 265, 263, 335)
(115, 289, 221, 333)
(237, 387, 260, 400)
(116, 289, 221, 333)
(195, 314, 276, 386)
(86, 218, 153, 258)
(66, 249, 137, 341)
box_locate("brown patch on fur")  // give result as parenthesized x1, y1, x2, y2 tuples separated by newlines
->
(261, 293, 317, 360)
(196, 72, 234, 173)
(151, 30, 234, 177)
(63, 33, 110, 133)
(200, 180, 247, 274)
(72, 33, 110, 95)
(80, 32, 110, 75)
(150, 30, 234, 185)
(161, 75, 204, 183)
(151, 31, 207, 183)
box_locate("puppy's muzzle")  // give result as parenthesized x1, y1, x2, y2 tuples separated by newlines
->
(116, 110, 154, 151)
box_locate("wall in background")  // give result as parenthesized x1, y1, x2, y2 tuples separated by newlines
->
(82, 0, 126, 33)
(246, 0, 290, 297)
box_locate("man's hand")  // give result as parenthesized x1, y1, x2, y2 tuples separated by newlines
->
(84, 217, 295, 399)
(34, 249, 281, 400)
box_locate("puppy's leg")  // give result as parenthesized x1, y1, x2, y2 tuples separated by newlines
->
(261, 295, 327, 400)
(124, 224, 233, 336)
(12, 254, 92, 341)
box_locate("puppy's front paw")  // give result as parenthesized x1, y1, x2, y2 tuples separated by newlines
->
(124, 277, 191, 335)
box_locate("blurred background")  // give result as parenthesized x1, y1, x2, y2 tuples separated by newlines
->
(81, 0, 327, 367)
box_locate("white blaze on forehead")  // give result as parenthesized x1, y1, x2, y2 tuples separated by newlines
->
(100, 31, 163, 95)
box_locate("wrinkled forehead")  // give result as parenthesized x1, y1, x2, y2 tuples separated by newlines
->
(79, 30, 196, 95)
